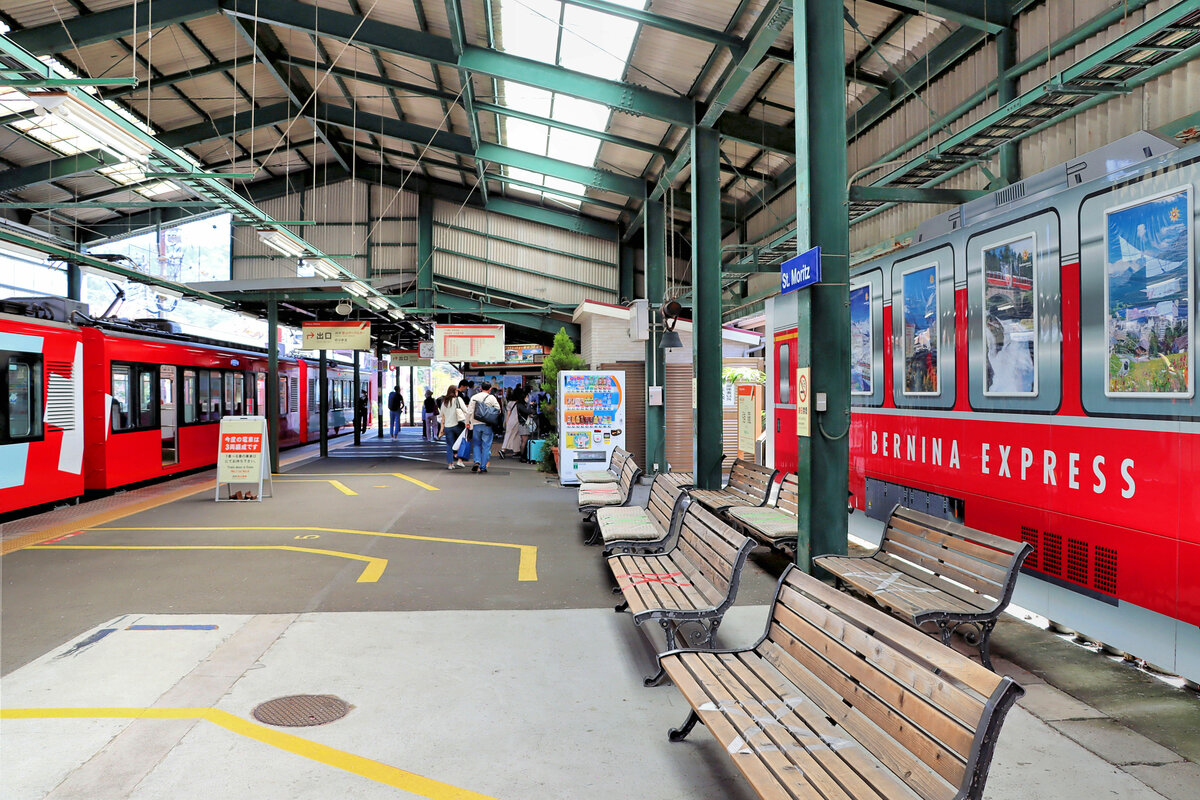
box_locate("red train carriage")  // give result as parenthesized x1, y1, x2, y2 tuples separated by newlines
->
(766, 133, 1200, 682)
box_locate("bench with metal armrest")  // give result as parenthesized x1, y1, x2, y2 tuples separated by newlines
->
(594, 471, 693, 551)
(688, 458, 777, 513)
(577, 457, 641, 523)
(576, 446, 630, 484)
(724, 471, 801, 553)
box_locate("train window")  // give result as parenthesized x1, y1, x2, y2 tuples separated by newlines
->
(208, 370, 222, 418)
(232, 373, 245, 416)
(7, 361, 32, 438)
(280, 377, 288, 414)
(981, 234, 1038, 396)
(139, 369, 154, 417)
(197, 371, 210, 420)
(111, 365, 133, 430)
(900, 263, 940, 395)
(183, 370, 197, 424)
(243, 374, 255, 416)
(778, 343, 791, 404)
(257, 374, 267, 414)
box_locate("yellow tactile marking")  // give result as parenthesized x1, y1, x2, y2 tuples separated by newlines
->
(29, 545, 386, 582)
(92, 526, 538, 582)
(272, 479, 358, 496)
(273, 472, 440, 492)
(1, 707, 500, 800)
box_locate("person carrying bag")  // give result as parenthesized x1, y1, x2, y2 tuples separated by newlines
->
(465, 381, 502, 474)
(438, 385, 468, 470)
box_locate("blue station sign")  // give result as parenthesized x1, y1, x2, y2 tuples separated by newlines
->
(780, 246, 821, 294)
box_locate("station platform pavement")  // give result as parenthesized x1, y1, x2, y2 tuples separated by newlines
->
(2, 428, 1197, 800)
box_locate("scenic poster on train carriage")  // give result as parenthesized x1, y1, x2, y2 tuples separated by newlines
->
(850, 284, 872, 394)
(557, 370, 625, 486)
(1104, 186, 1193, 397)
(901, 264, 939, 395)
(982, 233, 1038, 395)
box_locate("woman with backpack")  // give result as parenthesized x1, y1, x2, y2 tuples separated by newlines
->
(465, 380, 502, 474)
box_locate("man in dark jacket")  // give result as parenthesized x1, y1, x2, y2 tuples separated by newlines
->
(387, 388, 405, 438)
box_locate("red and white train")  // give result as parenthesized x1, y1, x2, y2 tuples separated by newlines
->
(0, 303, 375, 515)
(767, 132, 1199, 683)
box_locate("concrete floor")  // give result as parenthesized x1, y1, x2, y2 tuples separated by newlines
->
(2, 428, 1197, 799)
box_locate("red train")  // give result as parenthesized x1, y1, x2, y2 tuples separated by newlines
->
(766, 133, 1199, 682)
(0, 300, 375, 514)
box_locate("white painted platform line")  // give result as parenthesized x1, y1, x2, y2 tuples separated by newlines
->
(2, 610, 1174, 800)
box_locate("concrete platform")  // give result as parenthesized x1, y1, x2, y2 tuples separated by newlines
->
(2, 429, 1197, 799)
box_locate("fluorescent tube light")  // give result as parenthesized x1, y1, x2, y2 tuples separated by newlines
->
(343, 281, 369, 297)
(303, 257, 340, 279)
(30, 92, 153, 163)
(387, 308, 405, 320)
(256, 227, 307, 258)
(0, 238, 48, 262)
(367, 296, 388, 310)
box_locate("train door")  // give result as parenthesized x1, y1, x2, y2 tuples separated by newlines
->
(160, 365, 178, 466)
(773, 331, 799, 473)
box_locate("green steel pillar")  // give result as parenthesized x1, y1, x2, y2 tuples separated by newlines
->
(644, 199, 666, 475)
(66, 263, 81, 301)
(376, 337, 385, 438)
(319, 351, 329, 459)
(417, 193, 435, 309)
(795, 0, 850, 570)
(619, 242, 635, 304)
(266, 294, 281, 473)
(996, 27, 1019, 186)
(353, 349, 361, 447)
(691, 125, 723, 491)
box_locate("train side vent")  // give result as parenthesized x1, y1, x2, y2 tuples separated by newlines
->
(1066, 538, 1089, 585)
(1041, 532, 1062, 577)
(1094, 546, 1118, 596)
(994, 183, 1026, 207)
(290, 377, 300, 409)
(45, 362, 76, 431)
(1019, 526, 1039, 569)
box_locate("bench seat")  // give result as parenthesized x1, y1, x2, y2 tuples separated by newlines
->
(595, 471, 693, 550)
(688, 459, 777, 513)
(659, 566, 1024, 800)
(595, 507, 660, 539)
(725, 505, 795, 541)
(576, 447, 630, 484)
(578, 457, 640, 516)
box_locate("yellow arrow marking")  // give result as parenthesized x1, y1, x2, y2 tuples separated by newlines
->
(1, 707, 499, 800)
(273, 479, 357, 496)
(272, 472, 439, 491)
(29, 545, 386, 583)
(90, 526, 537, 582)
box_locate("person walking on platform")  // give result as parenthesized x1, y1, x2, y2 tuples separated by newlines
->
(438, 385, 468, 470)
(421, 389, 437, 440)
(466, 381, 501, 474)
(357, 389, 370, 436)
(500, 387, 531, 460)
(387, 387, 405, 439)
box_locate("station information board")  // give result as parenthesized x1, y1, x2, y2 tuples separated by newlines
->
(302, 321, 371, 350)
(434, 324, 505, 362)
(215, 416, 273, 501)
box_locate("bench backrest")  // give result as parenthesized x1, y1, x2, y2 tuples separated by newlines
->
(881, 506, 1033, 611)
(674, 504, 755, 605)
(616, 456, 640, 497)
(608, 447, 630, 473)
(771, 472, 801, 519)
(760, 566, 1022, 800)
(647, 473, 692, 531)
(724, 459, 777, 504)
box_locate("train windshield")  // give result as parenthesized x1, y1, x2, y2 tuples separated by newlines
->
(7, 360, 32, 437)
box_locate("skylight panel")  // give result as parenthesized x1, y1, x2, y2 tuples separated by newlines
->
(551, 95, 610, 130)
(505, 117, 551, 158)
(503, 0, 561, 63)
(559, 6, 638, 79)
(507, 167, 546, 186)
(547, 127, 600, 165)
(98, 162, 146, 186)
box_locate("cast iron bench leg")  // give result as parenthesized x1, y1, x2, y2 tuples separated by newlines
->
(668, 709, 702, 742)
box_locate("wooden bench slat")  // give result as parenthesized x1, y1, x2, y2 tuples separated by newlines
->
(870, 554, 996, 613)
(895, 507, 1027, 556)
(675, 537, 737, 603)
(816, 556, 989, 623)
(878, 533, 1006, 598)
(727, 652, 926, 800)
(889, 517, 1016, 573)
(787, 569, 1002, 696)
(617, 553, 714, 613)
(771, 594, 976, 768)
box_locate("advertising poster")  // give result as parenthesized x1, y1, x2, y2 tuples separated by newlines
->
(982, 234, 1038, 395)
(736, 384, 762, 459)
(1104, 186, 1192, 397)
(215, 416, 272, 501)
(850, 284, 872, 394)
(558, 371, 625, 486)
(901, 264, 939, 395)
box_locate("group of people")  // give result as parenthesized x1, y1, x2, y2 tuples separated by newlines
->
(435, 380, 537, 473)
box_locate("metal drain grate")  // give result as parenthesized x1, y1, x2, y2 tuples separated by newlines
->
(252, 695, 350, 727)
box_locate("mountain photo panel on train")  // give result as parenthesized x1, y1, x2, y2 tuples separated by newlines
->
(1104, 186, 1192, 398)
(558, 371, 625, 486)
(982, 233, 1039, 396)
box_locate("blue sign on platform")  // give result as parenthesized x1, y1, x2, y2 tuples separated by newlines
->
(780, 246, 821, 294)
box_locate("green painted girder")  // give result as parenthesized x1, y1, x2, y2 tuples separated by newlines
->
(868, 0, 1009, 33)
(443, 0, 489, 204)
(160, 101, 293, 148)
(278, 56, 459, 103)
(218, 0, 696, 127)
(9, 0, 219, 55)
(700, 0, 793, 127)
(316, 102, 475, 159)
(430, 277, 578, 312)
(477, 143, 646, 198)
(0, 201, 219, 208)
(561, 0, 743, 50)
(485, 197, 617, 240)
(427, 292, 581, 339)
(714, 112, 794, 153)
(99, 60, 239, 100)
(847, 185, 989, 204)
(475, 101, 672, 158)
(0, 149, 109, 193)
(848, 11, 910, 77)
(873, 2, 1200, 189)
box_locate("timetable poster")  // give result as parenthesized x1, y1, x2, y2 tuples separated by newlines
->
(558, 371, 625, 486)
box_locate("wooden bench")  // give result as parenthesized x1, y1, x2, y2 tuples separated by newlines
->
(576, 447, 630, 484)
(577, 457, 641, 523)
(813, 505, 1033, 670)
(688, 458, 778, 513)
(608, 503, 755, 686)
(725, 472, 800, 553)
(659, 565, 1024, 800)
(594, 471, 693, 552)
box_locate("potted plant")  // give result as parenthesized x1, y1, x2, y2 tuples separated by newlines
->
(537, 328, 583, 473)
(539, 431, 560, 474)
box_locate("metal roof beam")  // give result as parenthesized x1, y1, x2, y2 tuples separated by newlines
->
(714, 111, 794, 153)
(484, 197, 616, 240)
(98, 59, 239, 100)
(443, 0, 489, 202)
(8, 0, 220, 55)
(432, 291, 581, 339)
(477, 143, 646, 198)
(559, 0, 743, 50)
(848, 185, 988, 204)
(0, 149, 110, 192)
(159, 101, 294, 148)
(218, 0, 696, 127)
(699, 0, 793, 127)
(867, 0, 1009, 33)
(488, 174, 628, 214)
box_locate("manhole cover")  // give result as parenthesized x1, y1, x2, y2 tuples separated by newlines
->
(252, 695, 350, 727)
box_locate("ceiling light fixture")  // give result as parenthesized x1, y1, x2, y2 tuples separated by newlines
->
(256, 227, 308, 258)
(367, 296, 388, 310)
(30, 91, 153, 163)
(303, 257, 340, 279)
(387, 308, 406, 320)
(343, 281, 369, 297)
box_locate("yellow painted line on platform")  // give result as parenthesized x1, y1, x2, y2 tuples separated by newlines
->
(273, 479, 358, 496)
(1, 707, 500, 799)
(29, 545, 386, 583)
(91, 526, 537, 581)
(273, 472, 440, 491)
